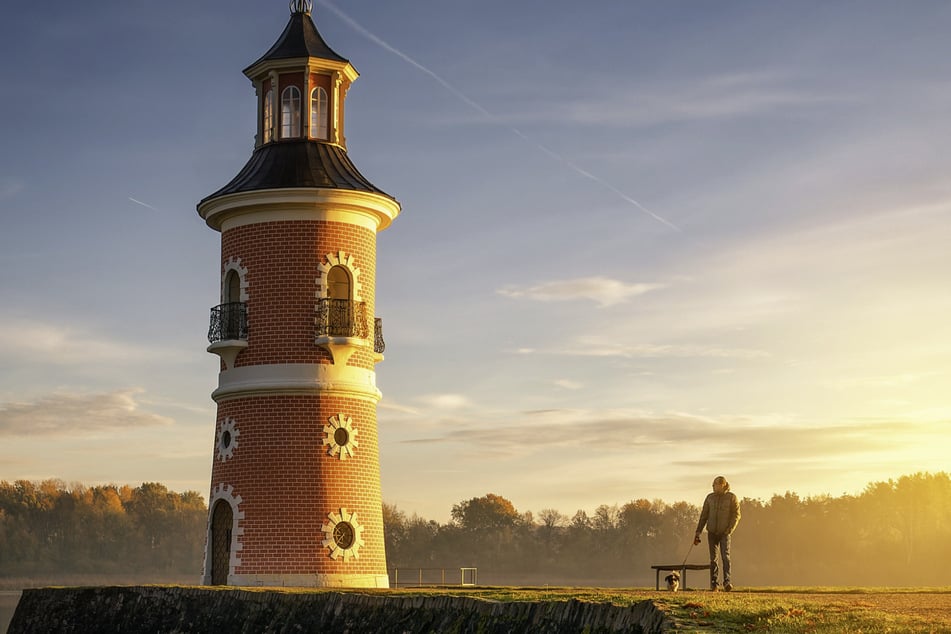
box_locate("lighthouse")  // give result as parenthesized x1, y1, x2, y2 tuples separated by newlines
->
(197, 1, 399, 587)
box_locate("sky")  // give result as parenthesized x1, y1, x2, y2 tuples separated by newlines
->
(1, 1, 950, 523)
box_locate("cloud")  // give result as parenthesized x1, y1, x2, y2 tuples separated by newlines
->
(393, 406, 949, 515)
(379, 400, 420, 415)
(517, 336, 767, 360)
(402, 409, 713, 450)
(0, 321, 127, 362)
(400, 407, 945, 470)
(444, 72, 844, 130)
(416, 393, 472, 410)
(498, 277, 663, 307)
(828, 372, 938, 390)
(0, 318, 180, 366)
(554, 379, 583, 390)
(567, 72, 841, 128)
(0, 389, 174, 437)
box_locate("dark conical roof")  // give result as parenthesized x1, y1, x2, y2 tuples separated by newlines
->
(244, 11, 348, 74)
(199, 141, 393, 203)
(198, 7, 395, 209)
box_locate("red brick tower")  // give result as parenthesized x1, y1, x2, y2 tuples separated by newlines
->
(197, 0, 399, 587)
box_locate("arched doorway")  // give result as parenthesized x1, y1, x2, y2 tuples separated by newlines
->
(210, 500, 233, 585)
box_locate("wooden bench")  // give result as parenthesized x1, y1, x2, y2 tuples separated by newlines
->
(650, 564, 712, 590)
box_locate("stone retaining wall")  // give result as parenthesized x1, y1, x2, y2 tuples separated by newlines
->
(10, 586, 673, 633)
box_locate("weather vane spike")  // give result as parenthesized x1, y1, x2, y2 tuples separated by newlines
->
(289, 0, 313, 15)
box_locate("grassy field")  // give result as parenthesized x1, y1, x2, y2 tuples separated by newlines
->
(375, 586, 951, 633)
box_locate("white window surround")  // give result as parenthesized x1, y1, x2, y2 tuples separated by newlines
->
(315, 252, 368, 366)
(208, 256, 250, 371)
(311, 87, 329, 140)
(316, 251, 362, 302)
(203, 483, 245, 584)
(221, 256, 249, 303)
(321, 507, 365, 562)
(281, 86, 302, 139)
(216, 417, 240, 461)
(323, 413, 358, 460)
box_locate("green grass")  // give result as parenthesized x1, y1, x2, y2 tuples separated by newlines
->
(369, 586, 951, 633)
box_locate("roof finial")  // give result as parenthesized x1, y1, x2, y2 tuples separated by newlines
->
(290, 0, 313, 15)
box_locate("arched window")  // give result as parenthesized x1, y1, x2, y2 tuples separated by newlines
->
(327, 265, 351, 300)
(263, 89, 274, 143)
(281, 86, 301, 138)
(311, 87, 329, 140)
(224, 270, 241, 304)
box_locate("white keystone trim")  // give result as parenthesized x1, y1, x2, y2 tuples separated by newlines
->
(317, 251, 363, 302)
(222, 256, 249, 303)
(202, 483, 245, 585)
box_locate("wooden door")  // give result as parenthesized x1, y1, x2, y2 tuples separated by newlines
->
(210, 501, 233, 585)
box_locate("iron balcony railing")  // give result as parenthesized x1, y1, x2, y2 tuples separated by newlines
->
(208, 302, 248, 343)
(316, 298, 370, 339)
(374, 318, 385, 354)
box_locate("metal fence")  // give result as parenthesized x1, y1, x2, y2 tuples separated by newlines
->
(389, 567, 478, 588)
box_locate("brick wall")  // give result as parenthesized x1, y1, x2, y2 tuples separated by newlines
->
(208, 216, 386, 581)
(220, 219, 377, 370)
(211, 394, 385, 576)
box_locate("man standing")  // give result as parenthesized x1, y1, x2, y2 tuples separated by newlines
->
(694, 475, 741, 591)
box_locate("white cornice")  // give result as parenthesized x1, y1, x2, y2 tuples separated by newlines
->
(212, 363, 381, 403)
(198, 188, 401, 233)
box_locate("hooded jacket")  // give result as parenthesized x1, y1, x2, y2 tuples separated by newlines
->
(696, 490, 741, 536)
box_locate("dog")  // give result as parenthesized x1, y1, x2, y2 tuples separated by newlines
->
(665, 571, 681, 592)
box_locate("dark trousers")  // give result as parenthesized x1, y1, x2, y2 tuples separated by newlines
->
(707, 532, 732, 586)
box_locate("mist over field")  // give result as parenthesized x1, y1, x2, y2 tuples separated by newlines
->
(1, 472, 949, 589)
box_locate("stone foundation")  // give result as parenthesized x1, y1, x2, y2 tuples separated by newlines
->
(10, 586, 674, 633)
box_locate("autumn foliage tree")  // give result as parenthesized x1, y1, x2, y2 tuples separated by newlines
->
(0, 479, 206, 580)
(451, 494, 520, 531)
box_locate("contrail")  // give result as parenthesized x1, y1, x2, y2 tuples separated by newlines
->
(315, 0, 680, 232)
(128, 197, 160, 212)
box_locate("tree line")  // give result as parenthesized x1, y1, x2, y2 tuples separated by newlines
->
(2, 472, 949, 586)
(385, 472, 951, 586)
(0, 480, 206, 579)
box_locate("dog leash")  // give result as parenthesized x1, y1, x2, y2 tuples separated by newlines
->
(680, 540, 695, 568)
